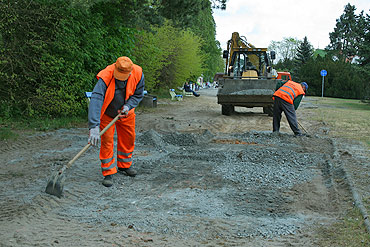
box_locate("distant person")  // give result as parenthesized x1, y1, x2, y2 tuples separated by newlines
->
(184, 81, 200, 97)
(195, 79, 201, 91)
(88, 56, 145, 187)
(272, 81, 308, 136)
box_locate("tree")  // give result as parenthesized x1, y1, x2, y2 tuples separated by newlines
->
(294, 36, 314, 81)
(295, 36, 313, 66)
(268, 37, 301, 78)
(0, 0, 227, 118)
(0, 0, 135, 118)
(358, 13, 370, 66)
(357, 13, 370, 98)
(268, 37, 301, 62)
(327, 3, 365, 62)
(211, 0, 227, 9)
(156, 0, 224, 81)
(186, 0, 224, 80)
(133, 21, 203, 91)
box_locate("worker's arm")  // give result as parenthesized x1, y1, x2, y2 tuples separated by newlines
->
(124, 73, 145, 110)
(88, 78, 107, 129)
(293, 95, 303, 110)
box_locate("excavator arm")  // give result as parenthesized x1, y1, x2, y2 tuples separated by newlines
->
(223, 32, 274, 78)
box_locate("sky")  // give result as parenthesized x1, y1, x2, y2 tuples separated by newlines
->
(213, 0, 370, 51)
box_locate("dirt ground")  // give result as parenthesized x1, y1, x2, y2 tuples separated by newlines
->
(0, 88, 368, 246)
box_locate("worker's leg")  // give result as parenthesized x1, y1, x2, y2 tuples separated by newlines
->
(272, 98, 283, 132)
(281, 100, 301, 135)
(115, 113, 136, 169)
(100, 114, 117, 176)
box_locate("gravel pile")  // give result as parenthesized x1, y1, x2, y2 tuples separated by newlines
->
(57, 130, 331, 240)
(230, 89, 274, 95)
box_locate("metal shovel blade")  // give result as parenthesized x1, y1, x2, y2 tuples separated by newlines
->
(45, 171, 65, 198)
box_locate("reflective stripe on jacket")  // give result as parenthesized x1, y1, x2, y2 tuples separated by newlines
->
(96, 63, 143, 119)
(273, 80, 305, 104)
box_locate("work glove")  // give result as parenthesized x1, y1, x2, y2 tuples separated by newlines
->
(118, 105, 130, 119)
(88, 126, 100, 146)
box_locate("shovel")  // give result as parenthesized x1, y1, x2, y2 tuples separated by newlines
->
(298, 121, 311, 137)
(45, 114, 120, 198)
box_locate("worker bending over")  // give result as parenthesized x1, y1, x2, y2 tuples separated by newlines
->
(88, 56, 145, 187)
(272, 80, 308, 136)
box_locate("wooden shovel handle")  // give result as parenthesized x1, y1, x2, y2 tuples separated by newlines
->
(61, 114, 121, 172)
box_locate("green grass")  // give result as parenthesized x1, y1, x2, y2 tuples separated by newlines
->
(307, 97, 370, 245)
(317, 97, 370, 111)
(0, 115, 87, 140)
(316, 207, 370, 247)
(0, 127, 19, 141)
(25, 116, 87, 131)
(309, 97, 370, 147)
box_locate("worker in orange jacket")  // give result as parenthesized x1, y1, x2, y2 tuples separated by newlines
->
(88, 56, 145, 187)
(272, 81, 308, 136)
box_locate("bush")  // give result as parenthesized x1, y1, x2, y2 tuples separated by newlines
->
(0, 0, 135, 118)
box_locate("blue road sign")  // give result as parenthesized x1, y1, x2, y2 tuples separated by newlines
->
(320, 70, 327, 77)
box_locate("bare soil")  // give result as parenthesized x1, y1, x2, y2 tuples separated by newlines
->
(0, 88, 367, 246)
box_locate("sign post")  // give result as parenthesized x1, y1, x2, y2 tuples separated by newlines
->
(320, 69, 327, 97)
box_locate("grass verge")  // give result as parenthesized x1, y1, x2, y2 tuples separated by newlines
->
(309, 97, 370, 147)
(0, 115, 87, 141)
(316, 206, 370, 246)
(0, 127, 19, 141)
(308, 97, 370, 246)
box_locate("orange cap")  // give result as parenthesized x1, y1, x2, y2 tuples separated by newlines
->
(113, 56, 133, 81)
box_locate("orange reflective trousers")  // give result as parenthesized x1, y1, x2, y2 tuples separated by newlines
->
(99, 113, 136, 176)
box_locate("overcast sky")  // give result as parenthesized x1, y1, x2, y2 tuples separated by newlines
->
(213, 0, 370, 51)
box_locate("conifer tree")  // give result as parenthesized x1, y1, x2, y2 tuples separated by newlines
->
(295, 36, 313, 66)
(327, 3, 365, 62)
(294, 36, 313, 81)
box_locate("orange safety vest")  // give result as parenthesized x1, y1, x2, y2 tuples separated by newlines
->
(96, 63, 143, 119)
(273, 80, 305, 104)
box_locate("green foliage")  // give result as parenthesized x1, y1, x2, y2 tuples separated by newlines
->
(296, 4, 370, 100)
(313, 49, 327, 58)
(134, 21, 204, 91)
(358, 13, 370, 66)
(273, 58, 295, 76)
(299, 55, 368, 99)
(157, 0, 224, 81)
(270, 4, 369, 100)
(173, 29, 204, 84)
(0, 0, 136, 118)
(187, 1, 224, 81)
(0, 127, 18, 141)
(327, 3, 366, 61)
(0, 0, 225, 120)
(294, 37, 313, 66)
(210, 0, 227, 10)
(294, 36, 314, 81)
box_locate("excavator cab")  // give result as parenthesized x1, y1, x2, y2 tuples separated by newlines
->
(226, 50, 272, 79)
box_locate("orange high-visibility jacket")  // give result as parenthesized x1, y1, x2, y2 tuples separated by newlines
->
(273, 80, 305, 104)
(96, 63, 143, 119)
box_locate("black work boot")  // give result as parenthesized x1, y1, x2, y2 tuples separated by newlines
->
(102, 175, 113, 187)
(118, 167, 137, 177)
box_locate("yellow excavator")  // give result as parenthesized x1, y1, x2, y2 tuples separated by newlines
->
(217, 32, 278, 116)
(223, 32, 276, 79)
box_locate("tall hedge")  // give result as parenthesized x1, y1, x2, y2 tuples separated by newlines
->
(0, 0, 223, 120)
(299, 55, 368, 99)
(0, 0, 135, 119)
